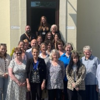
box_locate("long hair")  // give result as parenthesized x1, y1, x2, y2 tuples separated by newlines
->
(67, 51, 82, 76)
(45, 32, 53, 41)
(38, 16, 49, 31)
(0, 43, 7, 58)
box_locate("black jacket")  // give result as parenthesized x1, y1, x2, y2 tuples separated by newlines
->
(26, 57, 46, 84)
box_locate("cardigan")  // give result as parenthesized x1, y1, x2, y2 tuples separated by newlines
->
(66, 64, 86, 91)
(0, 54, 11, 77)
(26, 57, 46, 84)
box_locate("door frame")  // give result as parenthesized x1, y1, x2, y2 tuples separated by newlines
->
(27, 0, 59, 29)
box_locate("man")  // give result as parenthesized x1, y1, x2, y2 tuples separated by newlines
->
(26, 39, 37, 59)
(20, 25, 36, 44)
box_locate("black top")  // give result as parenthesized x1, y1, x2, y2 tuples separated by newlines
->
(38, 29, 49, 42)
(20, 33, 37, 42)
(26, 57, 46, 84)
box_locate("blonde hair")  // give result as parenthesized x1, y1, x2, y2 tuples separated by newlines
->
(83, 45, 92, 52)
(23, 39, 29, 43)
(49, 49, 60, 60)
(50, 24, 58, 31)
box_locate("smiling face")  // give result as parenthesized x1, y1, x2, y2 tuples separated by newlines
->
(0, 45, 6, 56)
(47, 32, 52, 40)
(15, 50, 22, 59)
(73, 56, 78, 64)
(52, 53, 59, 61)
(58, 43, 63, 50)
(25, 26, 31, 34)
(41, 16, 46, 24)
(18, 42, 24, 50)
(41, 44, 46, 53)
(65, 45, 72, 54)
(32, 48, 39, 58)
(84, 50, 91, 59)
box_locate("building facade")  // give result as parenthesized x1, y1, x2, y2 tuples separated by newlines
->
(0, 0, 100, 58)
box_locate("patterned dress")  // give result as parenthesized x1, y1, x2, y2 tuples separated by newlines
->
(6, 59, 26, 100)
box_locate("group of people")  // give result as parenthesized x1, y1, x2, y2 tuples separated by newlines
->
(0, 15, 100, 100)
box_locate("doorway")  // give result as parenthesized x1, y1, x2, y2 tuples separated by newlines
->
(27, 0, 59, 34)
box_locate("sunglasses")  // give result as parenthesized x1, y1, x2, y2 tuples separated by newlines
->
(16, 52, 22, 55)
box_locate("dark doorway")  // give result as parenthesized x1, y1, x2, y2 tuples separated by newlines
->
(27, 0, 59, 34)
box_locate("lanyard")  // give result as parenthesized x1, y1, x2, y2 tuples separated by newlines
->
(33, 61, 39, 70)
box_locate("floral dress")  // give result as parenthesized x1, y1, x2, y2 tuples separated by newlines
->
(6, 59, 26, 100)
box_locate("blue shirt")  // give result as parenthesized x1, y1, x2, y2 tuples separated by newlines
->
(81, 55, 100, 85)
(59, 53, 71, 81)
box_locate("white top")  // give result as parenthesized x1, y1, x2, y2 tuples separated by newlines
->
(0, 54, 11, 77)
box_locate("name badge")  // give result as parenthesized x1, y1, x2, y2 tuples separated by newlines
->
(42, 32, 45, 35)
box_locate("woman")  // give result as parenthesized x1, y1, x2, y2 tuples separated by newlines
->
(45, 32, 53, 41)
(37, 35, 43, 48)
(81, 46, 100, 100)
(6, 47, 26, 100)
(39, 43, 49, 64)
(23, 39, 30, 51)
(59, 43, 73, 100)
(56, 39, 65, 56)
(66, 51, 86, 100)
(47, 49, 65, 100)
(26, 47, 46, 100)
(38, 16, 50, 41)
(12, 41, 27, 62)
(52, 33, 60, 49)
(50, 24, 61, 39)
(45, 40, 52, 56)
(0, 43, 11, 100)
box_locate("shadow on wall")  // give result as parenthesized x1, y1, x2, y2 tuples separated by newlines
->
(69, 14, 77, 27)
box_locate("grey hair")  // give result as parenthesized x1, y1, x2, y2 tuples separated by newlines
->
(49, 49, 60, 60)
(50, 24, 58, 31)
(83, 45, 92, 52)
(40, 43, 46, 49)
(64, 43, 73, 50)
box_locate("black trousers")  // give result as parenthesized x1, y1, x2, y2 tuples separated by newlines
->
(67, 89, 86, 100)
(85, 85, 98, 100)
(64, 81, 68, 100)
(48, 89, 62, 100)
(30, 83, 42, 100)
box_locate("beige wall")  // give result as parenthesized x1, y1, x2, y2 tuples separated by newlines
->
(77, 0, 100, 58)
(10, 0, 26, 53)
(0, 0, 26, 54)
(59, 0, 77, 50)
(0, 1, 10, 53)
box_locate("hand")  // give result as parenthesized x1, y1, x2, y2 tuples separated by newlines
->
(96, 85, 99, 92)
(75, 87, 79, 91)
(27, 84, 31, 91)
(3, 73, 8, 78)
(72, 83, 76, 88)
(41, 82, 45, 90)
(21, 82, 26, 86)
(16, 81, 22, 86)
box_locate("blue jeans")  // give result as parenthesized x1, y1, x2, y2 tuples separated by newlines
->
(0, 77, 8, 100)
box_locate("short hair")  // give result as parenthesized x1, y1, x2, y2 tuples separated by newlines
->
(40, 43, 46, 49)
(64, 43, 73, 50)
(49, 49, 60, 60)
(0, 43, 6, 47)
(50, 24, 58, 31)
(32, 46, 39, 53)
(83, 45, 92, 52)
(14, 47, 22, 53)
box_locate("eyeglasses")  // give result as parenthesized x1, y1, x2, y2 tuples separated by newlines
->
(16, 52, 22, 55)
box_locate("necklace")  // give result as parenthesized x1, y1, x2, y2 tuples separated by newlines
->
(25, 33, 31, 41)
